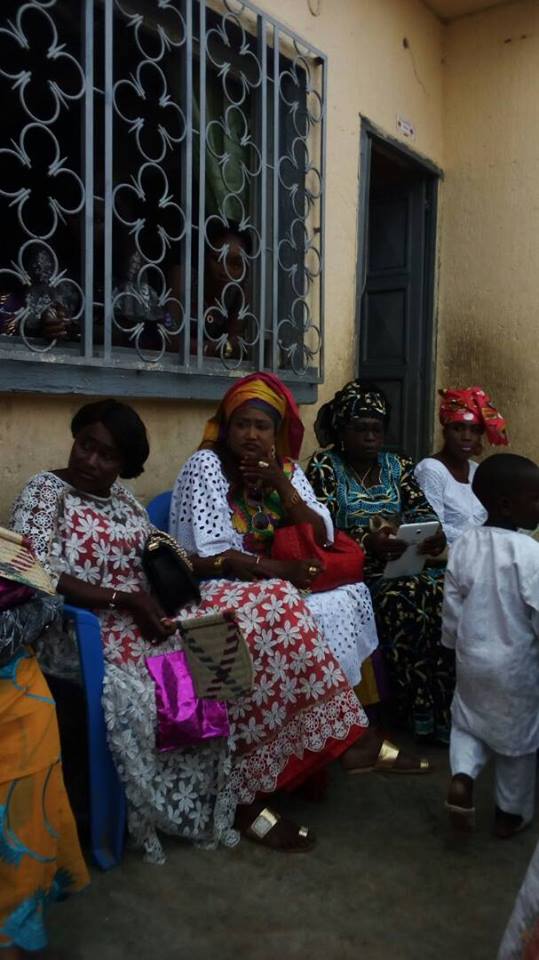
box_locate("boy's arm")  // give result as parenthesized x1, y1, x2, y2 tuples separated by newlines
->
(441, 566, 460, 649)
(530, 589, 539, 639)
(520, 548, 539, 638)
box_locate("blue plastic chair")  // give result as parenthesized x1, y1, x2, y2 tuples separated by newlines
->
(63, 604, 126, 870)
(147, 490, 172, 531)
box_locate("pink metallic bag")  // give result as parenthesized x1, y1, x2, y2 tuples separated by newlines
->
(146, 610, 253, 752)
(146, 649, 229, 752)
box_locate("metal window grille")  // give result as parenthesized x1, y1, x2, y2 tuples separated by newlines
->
(0, 0, 326, 396)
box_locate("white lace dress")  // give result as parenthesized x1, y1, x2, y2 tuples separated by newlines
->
(11, 471, 369, 864)
(414, 458, 487, 545)
(170, 450, 379, 686)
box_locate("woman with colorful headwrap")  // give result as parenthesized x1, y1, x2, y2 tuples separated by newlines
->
(306, 380, 452, 743)
(170, 373, 429, 852)
(415, 386, 508, 545)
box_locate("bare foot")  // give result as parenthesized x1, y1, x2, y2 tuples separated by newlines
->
(446, 773, 475, 830)
(341, 727, 430, 774)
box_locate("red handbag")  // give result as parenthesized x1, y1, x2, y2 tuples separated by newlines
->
(271, 522, 365, 592)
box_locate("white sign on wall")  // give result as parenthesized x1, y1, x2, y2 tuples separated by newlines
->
(396, 114, 416, 141)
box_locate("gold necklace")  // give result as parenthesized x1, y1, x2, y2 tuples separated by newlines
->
(349, 462, 379, 489)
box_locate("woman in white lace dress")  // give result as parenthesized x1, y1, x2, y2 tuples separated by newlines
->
(11, 396, 426, 863)
(415, 386, 508, 545)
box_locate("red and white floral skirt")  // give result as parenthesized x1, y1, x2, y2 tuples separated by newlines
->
(101, 577, 368, 862)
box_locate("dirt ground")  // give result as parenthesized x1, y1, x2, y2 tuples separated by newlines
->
(50, 739, 537, 960)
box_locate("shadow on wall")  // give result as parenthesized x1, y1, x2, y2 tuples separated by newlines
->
(439, 316, 522, 406)
(435, 314, 535, 455)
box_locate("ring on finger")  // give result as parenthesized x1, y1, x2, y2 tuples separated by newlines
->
(308, 565, 318, 576)
(257, 460, 270, 469)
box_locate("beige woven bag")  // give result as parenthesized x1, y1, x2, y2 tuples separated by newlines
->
(178, 610, 254, 701)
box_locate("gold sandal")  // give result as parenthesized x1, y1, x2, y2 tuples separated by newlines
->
(244, 807, 315, 852)
(347, 739, 430, 775)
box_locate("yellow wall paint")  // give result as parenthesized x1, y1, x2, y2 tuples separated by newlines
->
(437, 0, 539, 458)
(0, 393, 215, 517)
(1, 0, 445, 520)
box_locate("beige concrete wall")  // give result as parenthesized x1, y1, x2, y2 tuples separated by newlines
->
(1, 0, 445, 521)
(436, 0, 539, 458)
(0, 393, 216, 516)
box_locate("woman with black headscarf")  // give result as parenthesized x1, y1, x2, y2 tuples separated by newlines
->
(306, 380, 453, 744)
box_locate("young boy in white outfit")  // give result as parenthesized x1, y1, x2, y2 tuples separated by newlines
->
(443, 453, 539, 838)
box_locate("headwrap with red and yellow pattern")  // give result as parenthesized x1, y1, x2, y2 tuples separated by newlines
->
(200, 372, 304, 459)
(438, 386, 508, 446)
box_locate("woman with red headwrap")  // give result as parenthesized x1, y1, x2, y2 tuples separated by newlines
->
(170, 373, 429, 852)
(415, 387, 508, 545)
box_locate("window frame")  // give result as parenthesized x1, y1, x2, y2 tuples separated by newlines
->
(0, 0, 326, 403)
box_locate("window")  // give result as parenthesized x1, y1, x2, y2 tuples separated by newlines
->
(0, 0, 326, 401)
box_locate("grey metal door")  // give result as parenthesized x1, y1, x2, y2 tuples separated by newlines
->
(358, 132, 439, 460)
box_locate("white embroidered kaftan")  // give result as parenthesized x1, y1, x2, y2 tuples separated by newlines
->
(442, 526, 539, 756)
(169, 449, 379, 686)
(11, 471, 368, 864)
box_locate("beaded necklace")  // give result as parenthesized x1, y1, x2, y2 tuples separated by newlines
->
(229, 459, 294, 554)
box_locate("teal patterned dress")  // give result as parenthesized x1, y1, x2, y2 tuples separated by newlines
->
(307, 448, 453, 742)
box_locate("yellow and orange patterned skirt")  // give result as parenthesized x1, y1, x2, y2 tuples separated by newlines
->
(0, 651, 89, 952)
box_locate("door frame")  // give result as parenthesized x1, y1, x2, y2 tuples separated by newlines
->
(356, 117, 443, 458)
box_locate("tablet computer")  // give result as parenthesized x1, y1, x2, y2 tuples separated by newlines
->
(382, 521, 440, 579)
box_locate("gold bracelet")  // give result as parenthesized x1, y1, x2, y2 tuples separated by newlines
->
(213, 555, 225, 573)
(109, 589, 118, 609)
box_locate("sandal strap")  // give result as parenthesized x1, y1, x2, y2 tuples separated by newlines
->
(375, 739, 400, 768)
(248, 807, 280, 840)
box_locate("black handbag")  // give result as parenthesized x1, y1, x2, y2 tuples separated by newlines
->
(142, 531, 201, 616)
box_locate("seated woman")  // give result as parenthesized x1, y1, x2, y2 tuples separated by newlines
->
(170, 374, 430, 818)
(11, 396, 425, 865)
(415, 386, 508, 545)
(306, 380, 451, 743)
(171, 372, 380, 688)
(0, 587, 88, 958)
